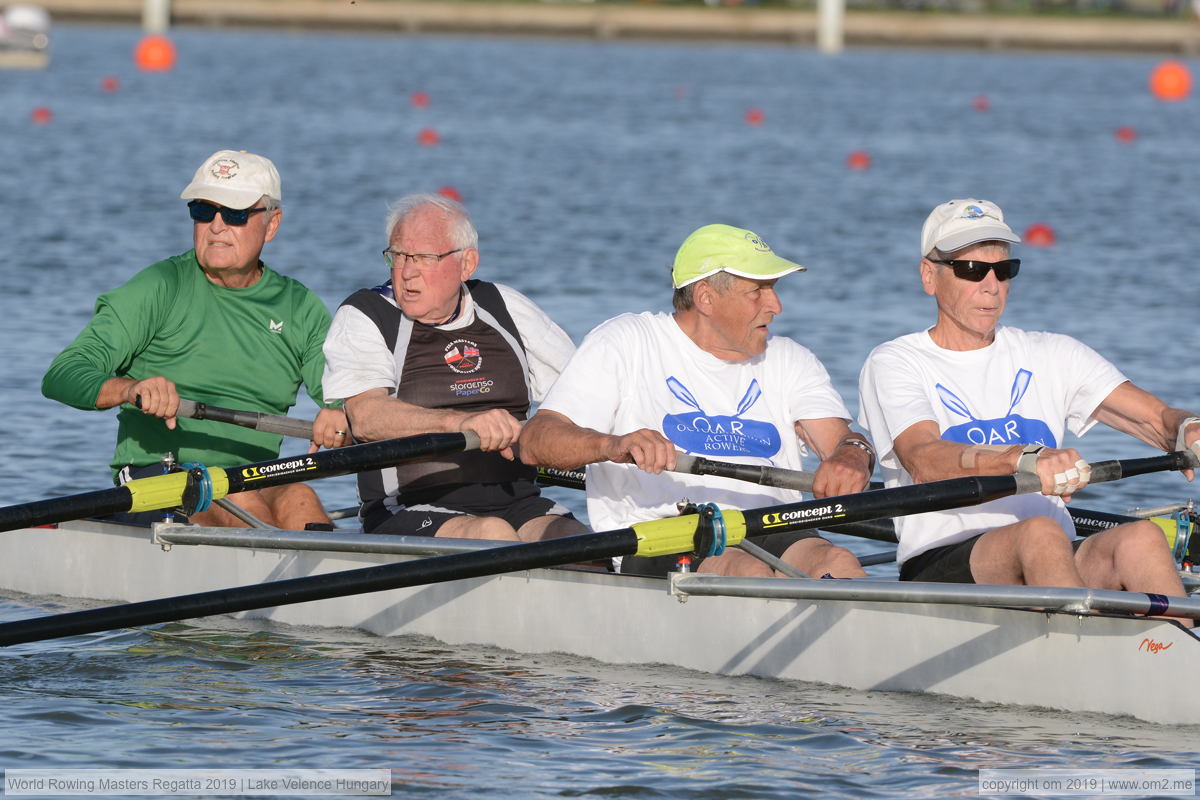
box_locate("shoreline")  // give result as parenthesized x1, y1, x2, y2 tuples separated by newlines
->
(34, 0, 1200, 54)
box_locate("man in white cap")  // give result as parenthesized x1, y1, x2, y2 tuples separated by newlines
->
(858, 198, 1197, 599)
(520, 223, 870, 578)
(43, 149, 346, 529)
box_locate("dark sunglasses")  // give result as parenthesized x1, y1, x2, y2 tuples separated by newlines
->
(188, 200, 269, 226)
(932, 258, 1021, 282)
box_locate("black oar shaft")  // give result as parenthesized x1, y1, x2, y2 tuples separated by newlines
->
(0, 529, 638, 647)
(0, 487, 134, 533)
(0, 432, 478, 533)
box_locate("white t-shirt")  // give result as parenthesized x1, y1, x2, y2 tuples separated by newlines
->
(322, 282, 574, 403)
(539, 311, 852, 532)
(857, 325, 1127, 565)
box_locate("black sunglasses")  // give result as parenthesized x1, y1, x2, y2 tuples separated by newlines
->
(932, 258, 1021, 282)
(188, 200, 269, 226)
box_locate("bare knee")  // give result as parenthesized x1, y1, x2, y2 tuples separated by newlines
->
(782, 538, 864, 578)
(1012, 516, 1074, 559)
(437, 515, 520, 541)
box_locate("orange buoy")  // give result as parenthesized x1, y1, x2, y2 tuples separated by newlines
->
(744, 107, 765, 126)
(437, 186, 462, 203)
(417, 127, 441, 147)
(972, 94, 990, 112)
(410, 91, 430, 109)
(1115, 125, 1137, 143)
(30, 106, 52, 125)
(846, 150, 871, 171)
(1023, 222, 1056, 247)
(100, 76, 120, 93)
(134, 35, 176, 72)
(1149, 60, 1190, 102)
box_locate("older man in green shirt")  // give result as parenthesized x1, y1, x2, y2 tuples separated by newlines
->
(42, 149, 345, 529)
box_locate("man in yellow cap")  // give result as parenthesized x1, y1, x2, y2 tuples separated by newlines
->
(520, 224, 870, 578)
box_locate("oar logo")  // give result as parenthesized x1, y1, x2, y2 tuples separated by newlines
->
(937, 369, 1056, 447)
(661, 377, 781, 458)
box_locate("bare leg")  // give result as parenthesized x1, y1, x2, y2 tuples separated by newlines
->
(969, 516, 1083, 586)
(435, 515, 521, 541)
(189, 489, 276, 528)
(188, 484, 330, 530)
(1075, 520, 1186, 596)
(697, 549, 774, 577)
(780, 538, 865, 578)
(261, 484, 331, 529)
(516, 515, 587, 542)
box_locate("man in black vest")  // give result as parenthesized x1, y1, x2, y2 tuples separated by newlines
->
(322, 194, 584, 541)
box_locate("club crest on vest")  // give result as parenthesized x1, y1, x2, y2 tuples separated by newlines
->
(937, 369, 1056, 447)
(661, 377, 781, 458)
(443, 339, 482, 374)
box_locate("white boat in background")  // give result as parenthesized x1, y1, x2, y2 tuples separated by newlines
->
(0, 518, 1197, 726)
(0, 4, 49, 69)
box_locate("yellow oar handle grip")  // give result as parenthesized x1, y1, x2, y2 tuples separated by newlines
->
(126, 467, 231, 513)
(630, 509, 746, 558)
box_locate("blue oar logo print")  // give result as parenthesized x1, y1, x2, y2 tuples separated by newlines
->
(938, 369, 1056, 447)
(661, 377, 782, 458)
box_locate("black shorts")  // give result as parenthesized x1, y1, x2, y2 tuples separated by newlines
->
(363, 481, 574, 537)
(900, 534, 1085, 583)
(620, 530, 823, 578)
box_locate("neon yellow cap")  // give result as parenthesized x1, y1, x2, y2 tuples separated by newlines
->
(671, 224, 805, 289)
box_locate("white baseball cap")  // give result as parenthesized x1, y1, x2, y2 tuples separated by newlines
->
(180, 150, 281, 209)
(920, 198, 1020, 257)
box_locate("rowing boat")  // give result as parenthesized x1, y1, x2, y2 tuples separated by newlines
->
(0, 517, 1196, 725)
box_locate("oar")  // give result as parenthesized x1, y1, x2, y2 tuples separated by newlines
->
(0, 452, 1193, 647)
(175, 398, 314, 440)
(536, 455, 1194, 544)
(0, 432, 479, 532)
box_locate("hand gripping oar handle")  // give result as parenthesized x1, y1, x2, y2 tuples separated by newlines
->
(0, 431, 482, 533)
(176, 399, 315, 440)
(0, 449, 1194, 647)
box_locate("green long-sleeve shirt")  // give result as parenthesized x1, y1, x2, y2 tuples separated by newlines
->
(43, 250, 334, 475)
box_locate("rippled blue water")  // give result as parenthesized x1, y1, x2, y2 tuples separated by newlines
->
(0, 22, 1198, 797)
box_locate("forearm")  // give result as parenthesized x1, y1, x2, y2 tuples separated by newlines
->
(520, 412, 617, 469)
(902, 440, 1022, 483)
(94, 377, 138, 410)
(344, 391, 474, 442)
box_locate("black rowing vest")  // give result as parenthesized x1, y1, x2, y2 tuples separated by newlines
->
(340, 279, 535, 510)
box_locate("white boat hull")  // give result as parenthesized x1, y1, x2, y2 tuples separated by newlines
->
(0, 520, 1196, 725)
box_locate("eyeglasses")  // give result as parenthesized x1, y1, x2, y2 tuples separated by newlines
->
(382, 248, 463, 269)
(188, 200, 269, 226)
(932, 258, 1021, 282)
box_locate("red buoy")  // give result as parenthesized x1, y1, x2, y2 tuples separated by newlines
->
(674, 85, 687, 99)
(417, 128, 441, 147)
(846, 150, 871, 171)
(30, 106, 52, 125)
(744, 107, 765, 126)
(437, 186, 463, 203)
(972, 94, 990, 112)
(100, 76, 120, 93)
(134, 35, 176, 72)
(1115, 125, 1137, 143)
(1023, 222, 1057, 247)
(410, 91, 430, 109)
(1150, 60, 1190, 102)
